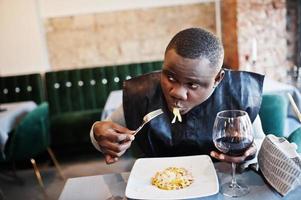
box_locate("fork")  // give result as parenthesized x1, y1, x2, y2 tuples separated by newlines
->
(132, 109, 164, 136)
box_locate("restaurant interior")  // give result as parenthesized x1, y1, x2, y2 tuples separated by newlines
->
(1, 0, 301, 199)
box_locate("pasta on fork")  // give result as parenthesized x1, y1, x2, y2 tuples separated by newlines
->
(171, 107, 182, 123)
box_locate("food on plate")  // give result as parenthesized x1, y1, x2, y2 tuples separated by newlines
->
(151, 167, 193, 190)
(171, 107, 182, 123)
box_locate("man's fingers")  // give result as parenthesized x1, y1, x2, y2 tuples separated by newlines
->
(210, 142, 257, 164)
(104, 149, 127, 158)
(93, 121, 135, 164)
(244, 143, 257, 157)
(105, 132, 135, 143)
(111, 123, 135, 135)
(210, 151, 251, 163)
(93, 121, 135, 143)
(210, 151, 226, 161)
(100, 140, 132, 153)
(105, 154, 118, 164)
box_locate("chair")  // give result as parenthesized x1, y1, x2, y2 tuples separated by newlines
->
(259, 93, 301, 153)
(0, 102, 64, 191)
(288, 127, 301, 153)
(259, 93, 288, 137)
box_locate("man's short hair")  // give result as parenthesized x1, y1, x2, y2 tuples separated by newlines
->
(165, 27, 224, 69)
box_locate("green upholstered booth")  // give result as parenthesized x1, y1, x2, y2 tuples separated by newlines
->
(45, 61, 162, 152)
(0, 73, 45, 104)
(259, 93, 288, 137)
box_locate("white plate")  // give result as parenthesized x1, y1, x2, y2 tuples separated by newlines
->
(125, 155, 219, 200)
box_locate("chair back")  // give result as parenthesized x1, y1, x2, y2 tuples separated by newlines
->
(259, 93, 288, 137)
(288, 127, 301, 153)
(5, 102, 50, 161)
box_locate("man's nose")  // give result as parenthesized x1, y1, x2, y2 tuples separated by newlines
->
(170, 84, 188, 101)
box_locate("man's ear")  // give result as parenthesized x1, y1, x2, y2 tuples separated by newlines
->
(214, 69, 225, 86)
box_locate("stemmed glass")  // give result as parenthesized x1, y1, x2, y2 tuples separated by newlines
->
(212, 110, 254, 197)
(106, 181, 127, 200)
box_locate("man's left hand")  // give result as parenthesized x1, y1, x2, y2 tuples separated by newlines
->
(210, 142, 257, 163)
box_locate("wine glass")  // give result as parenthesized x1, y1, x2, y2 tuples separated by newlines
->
(106, 181, 127, 200)
(212, 110, 254, 197)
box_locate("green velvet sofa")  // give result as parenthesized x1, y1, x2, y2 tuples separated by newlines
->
(0, 73, 44, 104)
(45, 61, 162, 153)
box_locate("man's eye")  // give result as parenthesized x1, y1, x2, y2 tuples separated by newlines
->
(167, 75, 176, 82)
(188, 83, 199, 89)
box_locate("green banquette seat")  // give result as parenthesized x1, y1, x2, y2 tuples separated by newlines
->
(0, 73, 44, 104)
(45, 61, 162, 153)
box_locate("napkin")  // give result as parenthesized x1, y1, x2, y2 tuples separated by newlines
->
(258, 134, 301, 196)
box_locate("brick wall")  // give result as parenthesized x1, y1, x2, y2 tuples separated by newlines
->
(45, 3, 216, 70)
(236, 0, 289, 81)
(45, 0, 295, 82)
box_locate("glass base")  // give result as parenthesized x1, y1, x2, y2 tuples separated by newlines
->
(220, 181, 249, 198)
(106, 196, 126, 200)
(106, 181, 127, 200)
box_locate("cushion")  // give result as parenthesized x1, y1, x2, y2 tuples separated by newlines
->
(50, 109, 101, 147)
(288, 127, 301, 153)
(259, 93, 288, 137)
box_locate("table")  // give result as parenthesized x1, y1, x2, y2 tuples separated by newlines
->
(58, 162, 301, 200)
(0, 101, 37, 156)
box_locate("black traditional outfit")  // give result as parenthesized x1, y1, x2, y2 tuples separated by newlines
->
(123, 70, 264, 157)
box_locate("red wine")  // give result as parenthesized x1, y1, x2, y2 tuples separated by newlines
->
(214, 136, 253, 156)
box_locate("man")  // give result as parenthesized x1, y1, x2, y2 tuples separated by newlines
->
(91, 27, 265, 164)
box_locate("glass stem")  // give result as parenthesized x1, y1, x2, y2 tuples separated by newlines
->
(231, 162, 237, 188)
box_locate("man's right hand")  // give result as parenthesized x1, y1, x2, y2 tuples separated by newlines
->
(93, 121, 135, 164)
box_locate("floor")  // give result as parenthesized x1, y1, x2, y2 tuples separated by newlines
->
(0, 152, 136, 200)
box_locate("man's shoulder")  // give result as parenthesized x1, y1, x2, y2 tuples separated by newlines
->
(122, 71, 162, 129)
(123, 71, 161, 96)
(224, 69, 265, 81)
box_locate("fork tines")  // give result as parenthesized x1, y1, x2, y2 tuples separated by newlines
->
(147, 109, 164, 120)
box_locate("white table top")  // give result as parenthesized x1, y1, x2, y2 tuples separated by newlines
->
(58, 162, 301, 200)
(0, 101, 37, 156)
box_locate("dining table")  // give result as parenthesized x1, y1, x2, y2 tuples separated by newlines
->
(58, 162, 301, 200)
(0, 101, 37, 158)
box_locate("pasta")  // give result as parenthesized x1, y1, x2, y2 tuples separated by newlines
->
(151, 167, 193, 190)
(171, 107, 182, 123)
